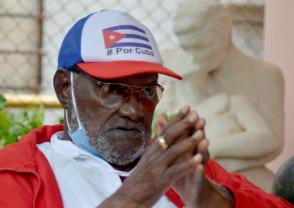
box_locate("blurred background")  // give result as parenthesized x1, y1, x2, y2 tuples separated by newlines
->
(0, 0, 293, 173)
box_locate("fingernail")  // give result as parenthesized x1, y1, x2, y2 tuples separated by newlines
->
(188, 112, 197, 122)
(196, 118, 205, 128)
(192, 131, 203, 140)
(193, 153, 202, 163)
(181, 106, 189, 114)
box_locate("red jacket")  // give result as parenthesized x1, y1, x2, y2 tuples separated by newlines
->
(0, 125, 292, 208)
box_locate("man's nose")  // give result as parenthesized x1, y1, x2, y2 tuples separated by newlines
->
(118, 96, 144, 121)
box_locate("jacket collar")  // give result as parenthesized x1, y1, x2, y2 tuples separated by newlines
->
(0, 124, 64, 170)
(0, 124, 184, 207)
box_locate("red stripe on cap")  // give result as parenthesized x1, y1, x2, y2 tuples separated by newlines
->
(77, 61, 182, 80)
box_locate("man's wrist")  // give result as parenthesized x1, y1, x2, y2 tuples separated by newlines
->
(97, 191, 140, 208)
(183, 176, 235, 208)
(206, 178, 235, 207)
(112, 191, 141, 208)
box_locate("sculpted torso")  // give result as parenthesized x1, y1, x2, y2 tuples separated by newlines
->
(157, 1, 284, 190)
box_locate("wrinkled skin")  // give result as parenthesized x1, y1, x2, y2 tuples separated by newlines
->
(55, 69, 155, 168)
(54, 69, 233, 207)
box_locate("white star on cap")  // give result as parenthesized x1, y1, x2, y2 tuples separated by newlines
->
(109, 35, 116, 40)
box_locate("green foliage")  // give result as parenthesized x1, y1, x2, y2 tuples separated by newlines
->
(0, 95, 44, 148)
(59, 117, 64, 124)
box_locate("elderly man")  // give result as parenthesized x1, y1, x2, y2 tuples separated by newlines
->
(0, 10, 292, 208)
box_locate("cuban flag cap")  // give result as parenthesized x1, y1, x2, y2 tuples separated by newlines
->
(58, 10, 182, 80)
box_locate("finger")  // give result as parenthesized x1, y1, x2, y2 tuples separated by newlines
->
(156, 132, 202, 167)
(195, 118, 206, 131)
(178, 117, 204, 141)
(156, 113, 168, 135)
(170, 129, 206, 167)
(162, 153, 203, 184)
(155, 129, 205, 164)
(160, 106, 190, 132)
(191, 130, 205, 154)
(161, 111, 199, 146)
(148, 112, 199, 157)
(197, 139, 210, 164)
(195, 164, 205, 178)
(139, 134, 200, 178)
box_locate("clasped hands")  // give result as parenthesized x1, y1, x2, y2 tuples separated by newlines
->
(104, 106, 233, 208)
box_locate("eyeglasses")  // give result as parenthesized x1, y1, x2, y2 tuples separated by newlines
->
(72, 69, 164, 111)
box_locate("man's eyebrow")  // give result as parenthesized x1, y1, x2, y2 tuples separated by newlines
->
(148, 80, 159, 85)
(138, 77, 159, 86)
(106, 75, 158, 85)
(146, 75, 159, 83)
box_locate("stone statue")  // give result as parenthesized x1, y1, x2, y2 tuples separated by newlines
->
(157, 0, 284, 191)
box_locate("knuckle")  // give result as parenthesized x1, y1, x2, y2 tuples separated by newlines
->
(167, 145, 179, 156)
(185, 112, 198, 126)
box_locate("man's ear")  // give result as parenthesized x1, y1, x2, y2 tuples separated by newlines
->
(54, 69, 71, 109)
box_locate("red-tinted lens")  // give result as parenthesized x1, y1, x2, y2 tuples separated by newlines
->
(139, 86, 163, 110)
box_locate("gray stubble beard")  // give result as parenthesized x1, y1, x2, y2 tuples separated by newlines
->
(89, 122, 151, 166)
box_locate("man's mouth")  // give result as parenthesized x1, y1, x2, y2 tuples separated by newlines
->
(111, 127, 141, 133)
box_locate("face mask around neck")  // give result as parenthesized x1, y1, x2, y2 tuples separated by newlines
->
(64, 72, 136, 176)
(65, 72, 105, 159)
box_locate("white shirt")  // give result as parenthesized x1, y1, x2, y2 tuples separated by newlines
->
(37, 131, 176, 208)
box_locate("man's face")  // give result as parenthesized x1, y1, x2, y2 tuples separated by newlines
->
(68, 72, 158, 166)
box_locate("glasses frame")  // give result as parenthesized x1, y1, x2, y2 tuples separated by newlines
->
(70, 68, 164, 110)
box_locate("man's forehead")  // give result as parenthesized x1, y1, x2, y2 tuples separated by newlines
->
(101, 73, 158, 86)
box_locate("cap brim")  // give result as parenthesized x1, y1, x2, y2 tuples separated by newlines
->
(77, 61, 182, 80)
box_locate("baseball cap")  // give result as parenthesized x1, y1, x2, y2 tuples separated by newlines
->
(57, 10, 182, 80)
